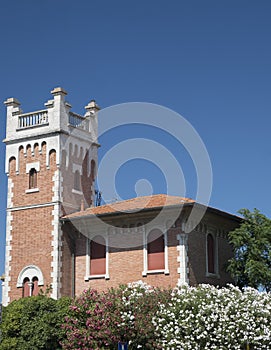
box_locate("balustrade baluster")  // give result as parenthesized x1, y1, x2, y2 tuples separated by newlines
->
(17, 110, 48, 129)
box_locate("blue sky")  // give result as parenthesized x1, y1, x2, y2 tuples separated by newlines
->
(0, 1, 271, 298)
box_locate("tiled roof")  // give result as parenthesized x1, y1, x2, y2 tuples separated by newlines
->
(63, 194, 195, 219)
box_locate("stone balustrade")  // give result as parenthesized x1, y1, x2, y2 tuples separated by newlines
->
(69, 112, 89, 132)
(18, 110, 48, 129)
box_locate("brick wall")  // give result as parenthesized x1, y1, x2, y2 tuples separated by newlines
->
(60, 231, 73, 297)
(73, 228, 180, 296)
(188, 214, 236, 286)
(8, 207, 54, 300)
(68, 210, 238, 297)
(9, 142, 56, 207)
(7, 141, 57, 301)
(61, 147, 96, 216)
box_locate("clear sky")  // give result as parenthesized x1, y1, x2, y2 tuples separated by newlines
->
(0, 1, 271, 299)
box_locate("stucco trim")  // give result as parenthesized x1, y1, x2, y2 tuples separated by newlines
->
(17, 265, 44, 287)
(177, 233, 189, 286)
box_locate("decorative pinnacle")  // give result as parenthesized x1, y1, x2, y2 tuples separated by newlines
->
(4, 97, 21, 107)
(50, 87, 67, 96)
(85, 99, 100, 111)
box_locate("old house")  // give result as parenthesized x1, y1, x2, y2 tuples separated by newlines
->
(2, 88, 239, 305)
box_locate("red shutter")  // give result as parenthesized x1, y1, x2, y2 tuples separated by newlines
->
(90, 237, 106, 275)
(32, 277, 39, 296)
(23, 278, 30, 297)
(147, 230, 165, 270)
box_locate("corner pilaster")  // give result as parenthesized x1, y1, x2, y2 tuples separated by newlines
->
(177, 233, 189, 286)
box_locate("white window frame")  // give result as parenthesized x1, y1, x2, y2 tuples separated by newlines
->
(205, 232, 220, 278)
(17, 265, 44, 288)
(142, 228, 169, 276)
(25, 162, 40, 193)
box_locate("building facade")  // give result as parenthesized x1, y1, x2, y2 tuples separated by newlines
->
(2, 88, 99, 305)
(2, 88, 240, 305)
(62, 195, 240, 296)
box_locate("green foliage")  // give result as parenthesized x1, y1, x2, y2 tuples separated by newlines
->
(227, 208, 271, 291)
(1, 283, 270, 349)
(0, 295, 72, 350)
(61, 281, 172, 350)
(119, 282, 171, 349)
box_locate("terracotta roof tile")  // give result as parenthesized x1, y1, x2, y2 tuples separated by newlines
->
(63, 194, 194, 219)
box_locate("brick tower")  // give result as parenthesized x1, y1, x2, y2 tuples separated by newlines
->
(2, 87, 99, 305)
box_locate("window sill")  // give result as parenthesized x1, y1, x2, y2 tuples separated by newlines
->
(206, 272, 220, 278)
(25, 188, 39, 194)
(72, 189, 83, 195)
(85, 274, 110, 281)
(142, 269, 169, 276)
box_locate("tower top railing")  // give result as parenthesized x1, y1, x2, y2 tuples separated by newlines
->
(5, 87, 98, 139)
(68, 112, 90, 132)
(16, 109, 91, 133)
(17, 110, 48, 129)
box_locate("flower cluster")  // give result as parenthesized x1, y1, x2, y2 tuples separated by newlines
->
(153, 284, 271, 349)
(61, 283, 270, 349)
(119, 281, 171, 349)
(61, 282, 171, 350)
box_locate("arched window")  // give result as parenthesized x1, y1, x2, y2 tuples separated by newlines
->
(207, 234, 215, 274)
(26, 144, 32, 158)
(91, 160, 96, 181)
(74, 170, 81, 191)
(79, 147, 83, 160)
(49, 149, 56, 168)
(34, 143, 39, 157)
(32, 277, 39, 296)
(41, 141, 46, 153)
(82, 151, 89, 176)
(74, 144, 78, 157)
(9, 156, 16, 175)
(17, 265, 44, 295)
(22, 277, 39, 297)
(61, 150, 67, 168)
(147, 229, 165, 270)
(69, 143, 73, 160)
(29, 168, 37, 189)
(19, 145, 24, 172)
(23, 277, 30, 297)
(90, 235, 106, 275)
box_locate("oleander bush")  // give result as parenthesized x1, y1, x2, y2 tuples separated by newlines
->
(62, 282, 271, 349)
(61, 281, 172, 350)
(153, 284, 271, 350)
(1, 283, 270, 349)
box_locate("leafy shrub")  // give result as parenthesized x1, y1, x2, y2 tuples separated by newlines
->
(153, 284, 271, 350)
(61, 281, 172, 350)
(2, 283, 270, 349)
(0, 295, 71, 350)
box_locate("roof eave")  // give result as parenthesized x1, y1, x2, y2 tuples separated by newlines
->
(60, 202, 194, 223)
